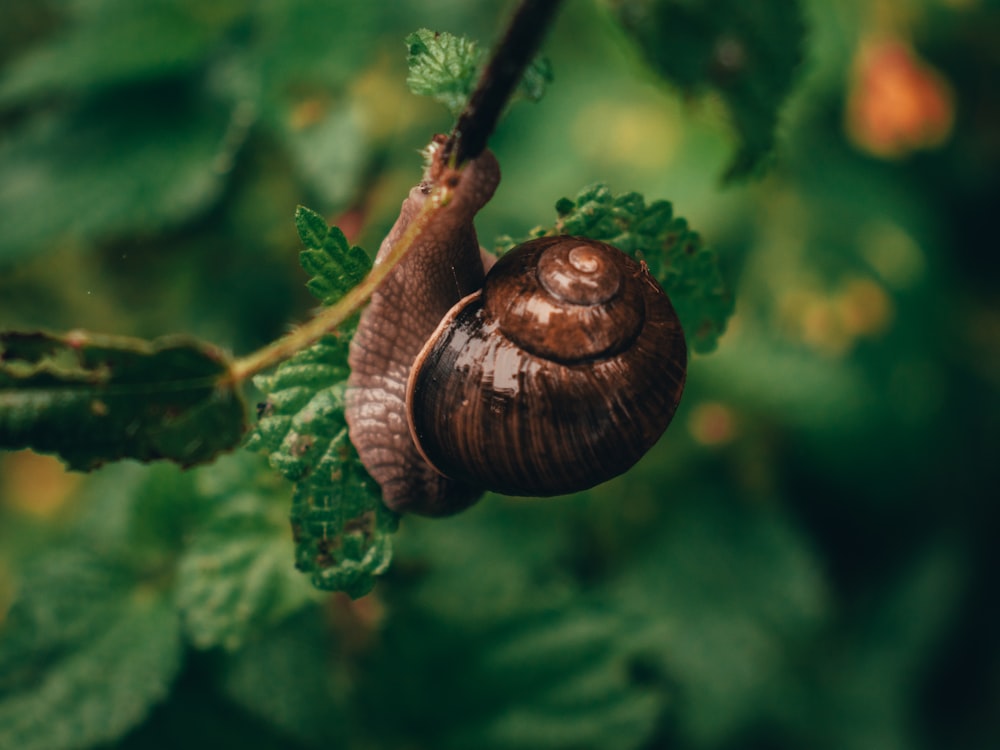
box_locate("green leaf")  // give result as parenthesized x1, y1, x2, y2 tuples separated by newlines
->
(371, 502, 662, 749)
(0, 85, 240, 261)
(221, 609, 351, 747)
(518, 56, 555, 103)
(0, 550, 129, 689)
(71, 461, 206, 570)
(281, 104, 369, 208)
(500, 184, 734, 353)
(248, 208, 397, 597)
(0, 330, 247, 470)
(243, 0, 385, 98)
(458, 612, 660, 750)
(406, 28, 483, 115)
(607, 491, 828, 746)
(294, 206, 372, 306)
(405, 28, 552, 115)
(612, 0, 806, 180)
(0, 552, 182, 750)
(362, 603, 661, 750)
(250, 345, 398, 598)
(0, 1, 234, 104)
(289, 417, 398, 598)
(392, 501, 577, 626)
(176, 454, 317, 651)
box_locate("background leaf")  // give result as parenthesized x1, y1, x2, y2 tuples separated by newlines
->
(175, 453, 317, 651)
(0, 466, 190, 750)
(0, 590, 181, 750)
(611, 0, 806, 179)
(605, 491, 827, 745)
(0, 84, 240, 262)
(220, 609, 352, 748)
(0, 1, 236, 104)
(358, 604, 662, 750)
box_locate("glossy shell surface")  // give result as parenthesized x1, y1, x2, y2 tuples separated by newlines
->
(407, 236, 687, 497)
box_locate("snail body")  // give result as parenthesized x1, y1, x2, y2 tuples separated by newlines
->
(345, 141, 499, 517)
(346, 143, 687, 516)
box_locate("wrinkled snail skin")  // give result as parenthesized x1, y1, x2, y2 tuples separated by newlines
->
(345, 146, 501, 517)
(407, 236, 687, 498)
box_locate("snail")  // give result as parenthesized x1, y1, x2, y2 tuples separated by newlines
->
(345, 139, 687, 516)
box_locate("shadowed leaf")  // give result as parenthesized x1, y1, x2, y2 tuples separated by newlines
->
(0, 550, 182, 750)
(0, 86, 238, 261)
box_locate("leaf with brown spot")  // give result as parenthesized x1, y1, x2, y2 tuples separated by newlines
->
(0, 330, 246, 470)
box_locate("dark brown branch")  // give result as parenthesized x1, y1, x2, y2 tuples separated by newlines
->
(442, 0, 565, 166)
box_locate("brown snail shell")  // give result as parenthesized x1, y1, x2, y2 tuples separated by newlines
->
(347, 141, 687, 516)
(406, 235, 687, 498)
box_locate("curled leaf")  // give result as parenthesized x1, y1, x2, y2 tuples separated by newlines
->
(0, 331, 246, 470)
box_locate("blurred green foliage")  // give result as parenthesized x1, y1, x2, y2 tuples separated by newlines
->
(611, 0, 807, 180)
(2, 0, 999, 749)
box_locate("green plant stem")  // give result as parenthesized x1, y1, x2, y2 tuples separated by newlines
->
(228, 187, 449, 384)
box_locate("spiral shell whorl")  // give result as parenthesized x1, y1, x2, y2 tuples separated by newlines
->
(484, 237, 646, 364)
(408, 236, 687, 498)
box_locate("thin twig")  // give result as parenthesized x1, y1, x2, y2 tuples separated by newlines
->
(443, 0, 565, 165)
(228, 187, 450, 383)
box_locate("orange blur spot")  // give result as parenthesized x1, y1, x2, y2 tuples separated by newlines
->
(1, 451, 81, 517)
(688, 401, 738, 446)
(289, 97, 329, 130)
(846, 37, 955, 159)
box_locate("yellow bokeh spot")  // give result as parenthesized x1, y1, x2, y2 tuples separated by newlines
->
(351, 52, 421, 140)
(858, 220, 926, 289)
(777, 275, 895, 357)
(836, 277, 895, 337)
(288, 97, 330, 131)
(0, 450, 82, 518)
(571, 99, 682, 169)
(800, 298, 854, 357)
